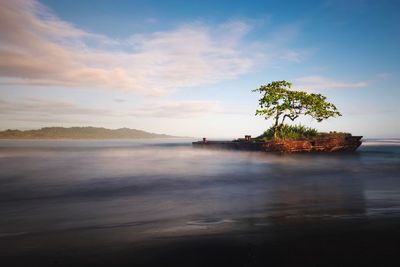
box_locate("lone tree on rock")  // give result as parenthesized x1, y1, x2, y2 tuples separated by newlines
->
(253, 80, 341, 139)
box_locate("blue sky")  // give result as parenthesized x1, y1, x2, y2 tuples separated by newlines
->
(0, 0, 399, 138)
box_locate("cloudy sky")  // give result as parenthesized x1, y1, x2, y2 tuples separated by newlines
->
(0, 0, 399, 138)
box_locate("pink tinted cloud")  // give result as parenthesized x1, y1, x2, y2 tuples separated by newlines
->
(0, 0, 259, 95)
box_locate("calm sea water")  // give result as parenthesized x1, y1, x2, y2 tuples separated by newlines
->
(0, 139, 399, 242)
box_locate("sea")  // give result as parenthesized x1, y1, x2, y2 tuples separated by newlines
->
(0, 138, 399, 266)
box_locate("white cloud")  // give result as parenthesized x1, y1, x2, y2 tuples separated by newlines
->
(0, 96, 115, 128)
(129, 100, 219, 118)
(0, 97, 112, 117)
(0, 96, 219, 123)
(0, 0, 260, 95)
(0, 0, 309, 96)
(295, 76, 368, 91)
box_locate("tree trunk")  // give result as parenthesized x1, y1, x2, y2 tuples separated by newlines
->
(273, 112, 280, 139)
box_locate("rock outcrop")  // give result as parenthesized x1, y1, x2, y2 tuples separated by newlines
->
(193, 134, 363, 153)
(263, 134, 362, 153)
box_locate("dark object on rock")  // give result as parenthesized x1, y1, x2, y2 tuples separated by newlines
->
(193, 134, 362, 153)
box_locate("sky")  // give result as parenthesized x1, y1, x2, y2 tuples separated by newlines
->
(0, 0, 399, 138)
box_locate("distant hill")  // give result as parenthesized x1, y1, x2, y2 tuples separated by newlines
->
(0, 127, 178, 139)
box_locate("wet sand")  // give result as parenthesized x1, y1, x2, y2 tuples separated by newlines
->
(1, 216, 400, 266)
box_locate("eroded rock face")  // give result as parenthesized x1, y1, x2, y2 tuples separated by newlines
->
(263, 140, 312, 152)
(263, 135, 362, 153)
(193, 134, 363, 153)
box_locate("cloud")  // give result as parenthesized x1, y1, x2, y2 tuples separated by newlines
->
(0, 1, 309, 96)
(0, 0, 261, 95)
(295, 76, 368, 91)
(129, 100, 219, 118)
(0, 96, 219, 123)
(0, 97, 112, 118)
(0, 97, 113, 128)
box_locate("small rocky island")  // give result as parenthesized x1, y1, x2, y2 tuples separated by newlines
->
(193, 133, 362, 153)
(193, 80, 363, 153)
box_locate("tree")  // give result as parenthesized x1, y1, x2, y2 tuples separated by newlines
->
(253, 80, 342, 139)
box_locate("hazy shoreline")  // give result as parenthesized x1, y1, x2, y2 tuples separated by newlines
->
(0, 127, 179, 139)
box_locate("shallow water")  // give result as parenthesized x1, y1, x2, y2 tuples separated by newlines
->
(0, 139, 399, 242)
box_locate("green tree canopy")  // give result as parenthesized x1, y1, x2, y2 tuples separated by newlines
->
(253, 80, 341, 139)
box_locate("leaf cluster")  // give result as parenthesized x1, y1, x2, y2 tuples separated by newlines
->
(253, 80, 342, 124)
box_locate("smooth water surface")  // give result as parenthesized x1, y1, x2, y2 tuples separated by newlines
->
(0, 139, 399, 243)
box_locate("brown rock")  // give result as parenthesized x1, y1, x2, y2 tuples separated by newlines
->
(262, 135, 362, 153)
(193, 134, 362, 153)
